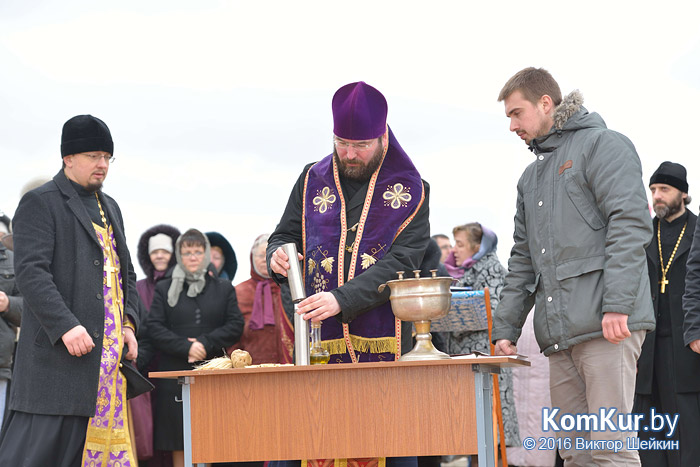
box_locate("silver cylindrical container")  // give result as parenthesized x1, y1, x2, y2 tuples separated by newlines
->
(293, 306, 310, 366)
(282, 243, 306, 303)
(281, 243, 310, 365)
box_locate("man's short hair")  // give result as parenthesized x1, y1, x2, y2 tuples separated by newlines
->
(498, 67, 562, 106)
(431, 234, 449, 242)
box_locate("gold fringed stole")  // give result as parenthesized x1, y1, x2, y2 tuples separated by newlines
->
(81, 222, 135, 467)
(319, 335, 398, 356)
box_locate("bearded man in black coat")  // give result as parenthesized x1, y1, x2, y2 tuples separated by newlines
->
(0, 115, 141, 467)
(634, 161, 700, 467)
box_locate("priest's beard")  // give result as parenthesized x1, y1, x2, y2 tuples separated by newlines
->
(333, 142, 385, 182)
(654, 192, 684, 220)
(85, 181, 103, 192)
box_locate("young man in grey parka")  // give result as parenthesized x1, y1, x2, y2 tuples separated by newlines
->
(493, 67, 655, 466)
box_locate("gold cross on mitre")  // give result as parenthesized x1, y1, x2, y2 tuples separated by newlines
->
(104, 264, 119, 288)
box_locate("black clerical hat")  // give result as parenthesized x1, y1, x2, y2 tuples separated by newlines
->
(650, 161, 688, 193)
(61, 115, 113, 157)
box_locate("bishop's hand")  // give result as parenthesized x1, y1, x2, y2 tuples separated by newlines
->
(270, 246, 304, 277)
(297, 292, 341, 321)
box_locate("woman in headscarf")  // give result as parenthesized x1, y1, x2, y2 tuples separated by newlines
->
(443, 223, 520, 454)
(136, 224, 180, 310)
(232, 234, 294, 364)
(134, 224, 180, 466)
(147, 228, 244, 467)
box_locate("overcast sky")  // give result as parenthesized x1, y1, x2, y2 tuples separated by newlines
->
(2, 1, 699, 283)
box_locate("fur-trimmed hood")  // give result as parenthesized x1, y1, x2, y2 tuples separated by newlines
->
(531, 90, 607, 153)
(205, 231, 237, 281)
(553, 90, 584, 130)
(137, 224, 181, 279)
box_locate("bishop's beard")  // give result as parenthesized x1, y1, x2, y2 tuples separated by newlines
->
(333, 142, 385, 182)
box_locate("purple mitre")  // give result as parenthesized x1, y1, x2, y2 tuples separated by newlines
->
(332, 81, 388, 140)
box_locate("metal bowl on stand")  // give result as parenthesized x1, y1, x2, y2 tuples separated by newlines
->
(379, 269, 453, 361)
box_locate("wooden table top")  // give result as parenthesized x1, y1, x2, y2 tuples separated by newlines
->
(149, 354, 530, 379)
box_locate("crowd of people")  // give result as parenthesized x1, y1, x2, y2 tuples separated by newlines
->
(0, 68, 698, 467)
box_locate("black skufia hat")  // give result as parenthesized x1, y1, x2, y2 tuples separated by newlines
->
(61, 115, 114, 157)
(649, 161, 688, 193)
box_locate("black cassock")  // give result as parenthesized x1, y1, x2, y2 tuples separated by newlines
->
(634, 210, 700, 467)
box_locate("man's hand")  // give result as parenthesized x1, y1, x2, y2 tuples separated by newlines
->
(495, 339, 517, 356)
(297, 292, 341, 322)
(602, 312, 632, 344)
(689, 339, 700, 354)
(0, 291, 8, 313)
(123, 326, 138, 360)
(187, 338, 207, 363)
(269, 247, 304, 277)
(62, 325, 95, 357)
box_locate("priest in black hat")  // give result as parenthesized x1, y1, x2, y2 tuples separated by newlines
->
(634, 161, 700, 466)
(0, 115, 141, 466)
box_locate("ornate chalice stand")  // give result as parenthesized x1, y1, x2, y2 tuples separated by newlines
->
(379, 269, 453, 361)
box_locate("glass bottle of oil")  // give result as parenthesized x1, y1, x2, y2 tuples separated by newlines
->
(310, 321, 330, 365)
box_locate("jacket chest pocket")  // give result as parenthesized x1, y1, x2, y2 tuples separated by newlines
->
(0, 267, 14, 290)
(563, 173, 606, 230)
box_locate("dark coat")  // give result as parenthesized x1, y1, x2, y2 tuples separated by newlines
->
(637, 210, 700, 394)
(0, 243, 22, 379)
(683, 210, 700, 348)
(147, 274, 244, 450)
(134, 225, 180, 371)
(147, 274, 244, 369)
(10, 170, 139, 417)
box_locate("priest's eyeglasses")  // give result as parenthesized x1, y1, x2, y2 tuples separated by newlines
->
(333, 138, 374, 150)
(80, 152, 115, 163)
(181, 251, 205, 258)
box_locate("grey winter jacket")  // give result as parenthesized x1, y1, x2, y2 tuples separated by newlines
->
(492, 91, 655, 356)
(0, 243, 21, 379)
